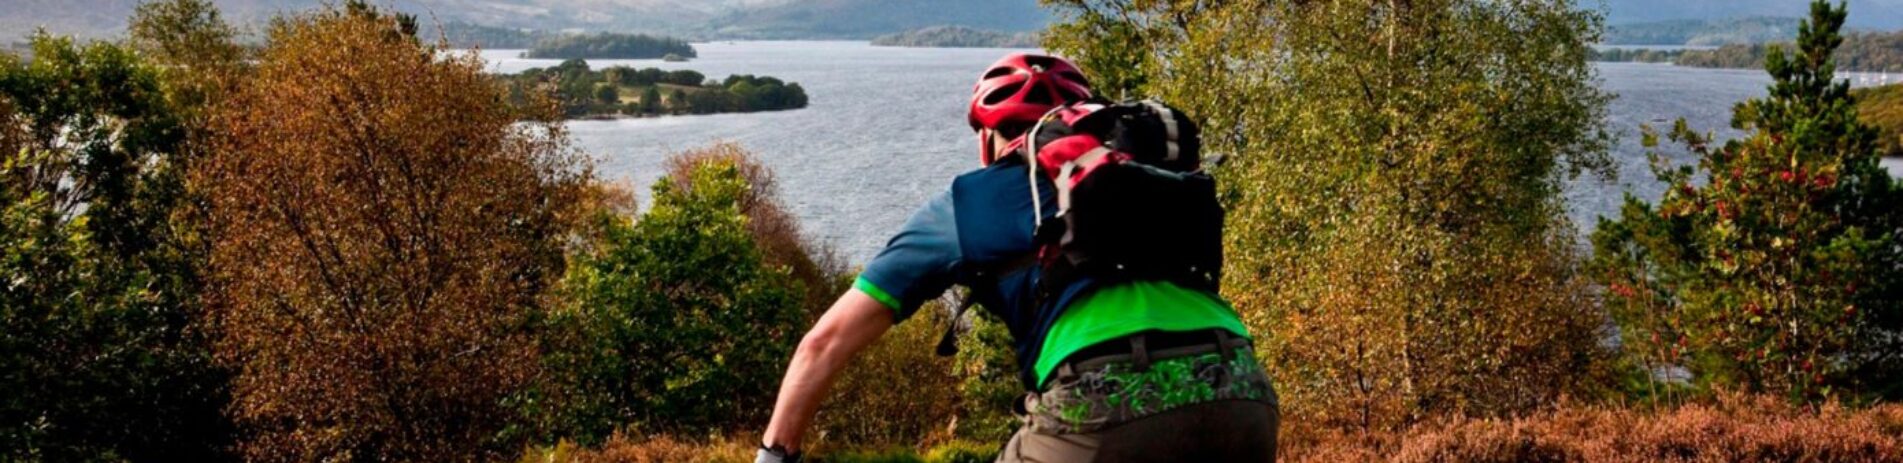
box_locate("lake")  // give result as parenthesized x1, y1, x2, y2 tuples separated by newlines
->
(469, 42, 1903, 264)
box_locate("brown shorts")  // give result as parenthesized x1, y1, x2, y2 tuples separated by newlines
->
(996, 341, 1279, 462)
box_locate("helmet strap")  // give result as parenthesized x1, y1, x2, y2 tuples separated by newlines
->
(978, 130, 995, 166)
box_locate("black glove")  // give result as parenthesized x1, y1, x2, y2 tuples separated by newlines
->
(756, 444, 802, 463)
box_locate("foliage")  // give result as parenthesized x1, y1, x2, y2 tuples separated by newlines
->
(870, 26, 1039, 48)
(660, 143, 848, 315)
(128, 0, 246, 121)
(1591, 1, 1903, 403)
(0, 32, 233, 462)
(1046, 0, 1617, 433)
(194, 3, 590, 460)
(536, 151, 806, 441)
(815, 301, 960, 448)
(1677, 30, 1903, 72)
(1604, 17, 1802, 46)
(523, 33, 697, 60)
(951, 313, 1018, 444)
(817, 441, 1000, 463)
(1855, 83, 1903, 157)
(502, 60, 806, 118)
(520, 433, 758, 463)
(1284, 393, 1903, 463)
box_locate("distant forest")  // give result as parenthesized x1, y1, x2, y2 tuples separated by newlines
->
(501, 59, 806, 118)
(522, 33, 697, 60)
(1604, 17, 1802, 46)
(1675, 31, 1903, 72)
(1587, 48, 1684, 63)
(439, 21, 549, 49)
(870, 26, 1039, 48)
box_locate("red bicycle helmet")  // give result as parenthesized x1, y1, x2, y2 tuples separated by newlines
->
(969, 53, 1092, 164)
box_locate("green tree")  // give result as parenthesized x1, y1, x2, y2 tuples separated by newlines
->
(665, 69, 705, 86)
(128, 0, 245, 113)
(1046, 0, 1615, 432)
(541, 154, 805, 440)
(641, 85, 662, 114)
(1591, 1, 1903, 402)
(0, 33, 232, 462)
(595, 84, 619, 105)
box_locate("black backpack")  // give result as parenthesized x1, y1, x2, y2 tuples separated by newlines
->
(936, 99, 1225, 356)
(1025, 99, 1223, 294)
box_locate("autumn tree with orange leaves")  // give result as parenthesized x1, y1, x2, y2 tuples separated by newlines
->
(192, 3, 589, 460)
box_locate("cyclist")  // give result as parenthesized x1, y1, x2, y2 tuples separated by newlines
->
(757, 53, 1278, 463)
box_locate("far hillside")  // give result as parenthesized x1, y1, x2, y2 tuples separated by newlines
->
(1601, 0, 1903, 30)
(870, 26, 1039, 48)
(1858, 83, 1903, 157)
(708, 0, 1047, 38)
(1604, 17, 1801, 46)
(522, 33, 697, 60)
(1675, 30, 1903, 71)
(438, 22, 550, 49)
(1588, 48, 1684, 63)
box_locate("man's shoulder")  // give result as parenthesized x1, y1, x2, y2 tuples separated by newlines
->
(951, 160, 1032, 194)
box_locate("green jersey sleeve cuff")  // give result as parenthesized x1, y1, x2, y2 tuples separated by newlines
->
(853, 275, 904, 317)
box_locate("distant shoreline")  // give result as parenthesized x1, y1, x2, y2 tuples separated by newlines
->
(869, 26, 1040, 48)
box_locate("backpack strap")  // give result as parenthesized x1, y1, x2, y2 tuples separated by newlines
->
(1139, 99, 1183, 163)
(1055, 147, 1114, 213)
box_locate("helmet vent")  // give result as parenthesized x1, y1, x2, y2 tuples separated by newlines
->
(983, 66, 1016, 80)
(1022, 83, 1054, 105)
(984, 82, 1025, 105)
(1023, 54, 1059, 72)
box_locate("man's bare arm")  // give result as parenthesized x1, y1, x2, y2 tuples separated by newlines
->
(761, 288, 895, 454)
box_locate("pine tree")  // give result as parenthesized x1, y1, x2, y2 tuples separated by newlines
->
(1591, 0, 1903, 402)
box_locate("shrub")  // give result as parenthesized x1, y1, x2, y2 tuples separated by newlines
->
(952, 313, 1018, 444)
(814, 301, 960, 449)
(810, 440, 1001, 463)
(919, 440, 1002, 463)
(194, 4, 588, 460)
(1286, 393, 1903, 463)
(538, 149, 806, 441)
(521, 435, 998, 463)
(661, 143, 849, 317)
(522, 433, 756, 463)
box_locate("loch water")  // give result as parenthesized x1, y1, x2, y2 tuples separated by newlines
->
(470, 42, 1903, 264)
